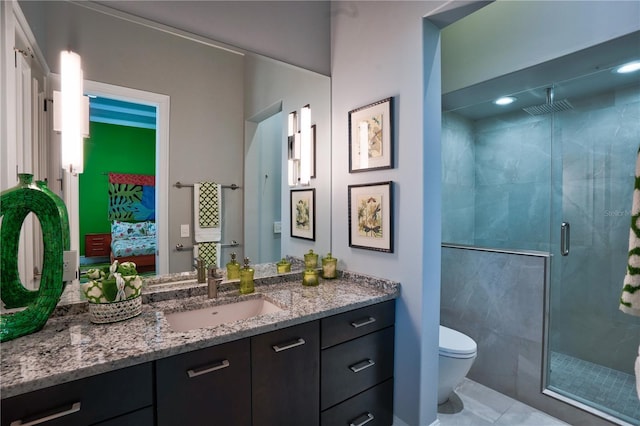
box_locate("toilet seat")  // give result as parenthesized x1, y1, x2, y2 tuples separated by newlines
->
(439, 325, 477, 359)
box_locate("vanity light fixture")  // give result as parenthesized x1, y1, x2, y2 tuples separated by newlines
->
(493, 96, 516, 106)
(615, 60, 640, 74)
(299, 105, 311, 185)
(287, 105, 312, 187)
(53, 50, 89, 175)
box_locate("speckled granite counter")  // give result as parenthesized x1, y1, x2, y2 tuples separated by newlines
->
(0, 271, 399, 399)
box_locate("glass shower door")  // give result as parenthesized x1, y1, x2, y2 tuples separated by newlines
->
(546, 80, 640, 424)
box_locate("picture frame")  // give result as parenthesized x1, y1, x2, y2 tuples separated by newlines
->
(348, 181, 393, 252)
(348, 97, 393, 173)
(290, 188, 315, 240)
(310, 124, 317, 179)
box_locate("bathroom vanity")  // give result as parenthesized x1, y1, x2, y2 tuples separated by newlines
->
(0, 271, 399, 426)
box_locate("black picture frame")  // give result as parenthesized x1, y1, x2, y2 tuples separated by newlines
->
(348, 181, 393, 252)
(290, 188, 315, 240)
(348, 97, 393, 173)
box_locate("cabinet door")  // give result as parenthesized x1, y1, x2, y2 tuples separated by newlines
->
(156, 338, 251, 426)
(252, 321, 320, 426)
(1, 363, 152, 426)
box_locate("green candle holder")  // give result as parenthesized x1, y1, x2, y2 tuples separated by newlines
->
(276, 258, 291, 274)
(302, 269, 319, 286)
(304, 249, 318, 269)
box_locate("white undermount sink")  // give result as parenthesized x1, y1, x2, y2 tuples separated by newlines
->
(165, 297, 282, 332)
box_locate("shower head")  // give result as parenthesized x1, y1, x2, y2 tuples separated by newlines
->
(522, 87, 573, 116)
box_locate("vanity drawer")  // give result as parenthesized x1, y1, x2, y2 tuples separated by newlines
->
(321, 300, 395, 349)
(1, 362, 152, 426)
(321, 378, 393, 426)
(156, 338, 251, 426)
(321, 326, 394, 410)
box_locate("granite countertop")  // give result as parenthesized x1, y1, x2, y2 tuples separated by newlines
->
(0, 271, 399, 399)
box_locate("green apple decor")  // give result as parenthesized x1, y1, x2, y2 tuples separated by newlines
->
(0, 174, 70, 342)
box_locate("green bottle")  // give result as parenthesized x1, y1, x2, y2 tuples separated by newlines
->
(226, 252, 241, 280)
(239, 257, 255, 294)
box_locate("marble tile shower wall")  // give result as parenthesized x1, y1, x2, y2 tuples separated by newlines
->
(442, 110, 552, 251)
(440, 247, 548, 409)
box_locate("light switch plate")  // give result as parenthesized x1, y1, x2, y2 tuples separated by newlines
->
(63, 250, 78, 282)
(181, 224, 190, 238)
(273, 221, 282, 234)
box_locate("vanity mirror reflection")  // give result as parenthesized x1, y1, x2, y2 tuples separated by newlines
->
(10, 0, 331, 286)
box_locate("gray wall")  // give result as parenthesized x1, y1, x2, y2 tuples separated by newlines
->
(92, 0, 331, 76)
(441, 0, 640, 94)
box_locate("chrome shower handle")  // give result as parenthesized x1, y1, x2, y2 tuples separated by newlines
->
(561, 222, 570, 256)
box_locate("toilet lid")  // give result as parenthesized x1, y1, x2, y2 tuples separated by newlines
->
(439, 325, 477, 356)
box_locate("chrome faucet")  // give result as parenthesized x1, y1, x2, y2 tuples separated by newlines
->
(208, 267, 223, 299)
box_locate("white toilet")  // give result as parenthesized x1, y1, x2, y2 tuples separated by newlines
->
(438, 325, 477, 404)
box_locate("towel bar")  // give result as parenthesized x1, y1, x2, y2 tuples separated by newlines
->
(174, 181, 240, 190)
(175, 241, 239, 251)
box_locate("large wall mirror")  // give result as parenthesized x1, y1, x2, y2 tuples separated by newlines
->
(10, 1, 331, 283)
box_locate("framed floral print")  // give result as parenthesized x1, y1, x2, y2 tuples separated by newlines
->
(348, 97, 393, 173)
(348, 181, 393, 252)
(290, 188, 315, 240)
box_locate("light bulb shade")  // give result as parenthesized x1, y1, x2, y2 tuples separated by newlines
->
(288, 111, 297, 137)
(299, 105, 311, 185)
(288, 159, 299, 186)
(60, 51, 84, 174)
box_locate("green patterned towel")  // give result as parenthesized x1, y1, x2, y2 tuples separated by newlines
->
(194, 242, 220, 269)
(621, 147, 640, 317)
(194, 182, 221, 242)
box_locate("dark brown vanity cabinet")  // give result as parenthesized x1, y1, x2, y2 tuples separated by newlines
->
(156, 338, 251, 426)
(0, 363, 153, 426)
(251, 320, 320, 426)
(320, 300, 395, 426)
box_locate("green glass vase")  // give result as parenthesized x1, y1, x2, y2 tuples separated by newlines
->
(0, 174, 70, 342)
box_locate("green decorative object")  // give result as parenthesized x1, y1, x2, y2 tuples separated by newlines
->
(276, 258, 291, 274)
(239, 257, 255, 294)
(322, 252, 337, 279)
(0, 174, 70, 342)
(226, 252, 241, 280)
(302, 268, 319, 287)
(304, 249, 318, 269)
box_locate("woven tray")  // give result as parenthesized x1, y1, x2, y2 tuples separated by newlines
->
(88, 296, 142, 324)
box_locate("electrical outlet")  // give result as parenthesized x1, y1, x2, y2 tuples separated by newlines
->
(181, 224, 190, 238)
(62, 250, 78, 282)
(273, 221, 282, 234)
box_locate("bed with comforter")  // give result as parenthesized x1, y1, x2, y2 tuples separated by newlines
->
(110, 220, 156, 273)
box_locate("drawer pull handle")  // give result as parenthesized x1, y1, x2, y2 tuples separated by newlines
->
(349, 359, 376, 373)
(187, 359, 230, 378)
(272, 338, 306, 352)
(351, 317, 376, 328)
(10, 402, 81, 426)
(349, 412, 374, 426)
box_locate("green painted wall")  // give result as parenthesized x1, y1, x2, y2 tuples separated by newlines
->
(79, 122, 155, 255)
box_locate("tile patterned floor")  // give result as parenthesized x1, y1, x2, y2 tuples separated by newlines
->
(438, 379, 569, 426)
(548, 351, 640, 424)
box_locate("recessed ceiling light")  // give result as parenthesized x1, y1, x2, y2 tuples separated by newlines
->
(494, 96, 516, 106)
(615, 60, 640, 74)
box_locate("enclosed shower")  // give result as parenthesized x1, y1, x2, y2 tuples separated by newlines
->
(441, 31, 640, 425)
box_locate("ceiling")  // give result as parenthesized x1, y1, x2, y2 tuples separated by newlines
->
(443, 30, 640, 120)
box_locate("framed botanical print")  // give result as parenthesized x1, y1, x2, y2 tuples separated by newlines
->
(348, 181, 393, 252)
(348, 97, 393, 173)
(290, 188, 315, 240)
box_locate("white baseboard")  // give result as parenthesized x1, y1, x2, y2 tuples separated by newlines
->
(393, 415, 440, 426)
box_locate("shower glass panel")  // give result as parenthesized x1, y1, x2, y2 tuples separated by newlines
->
(546, 72, 640, 425)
